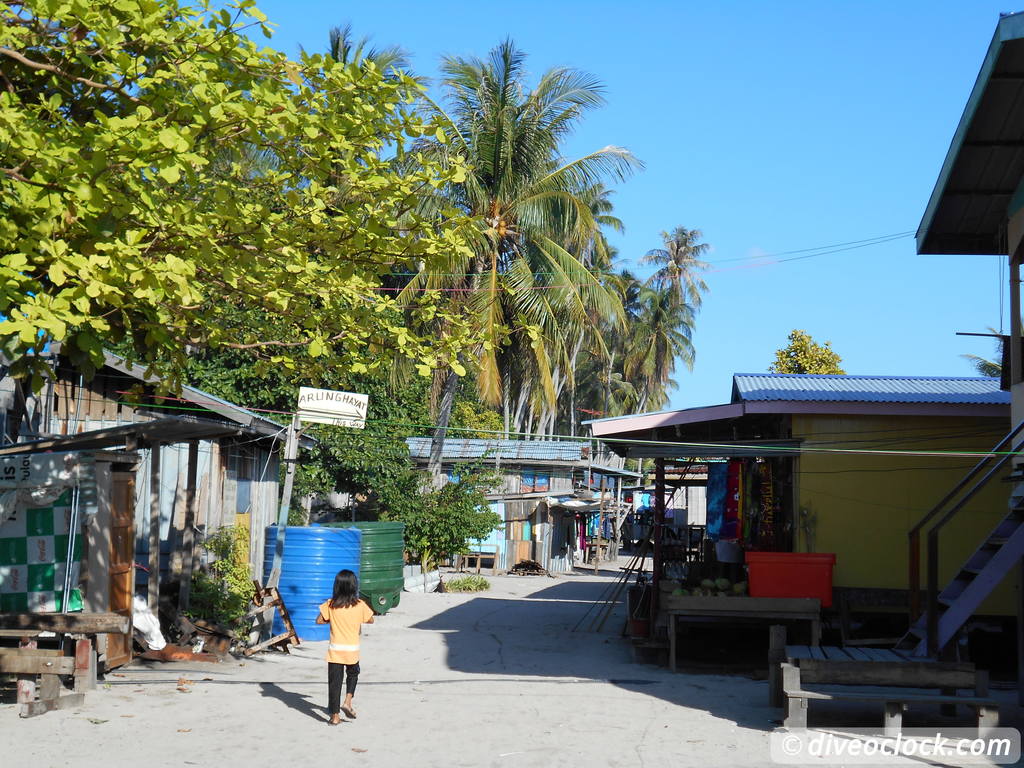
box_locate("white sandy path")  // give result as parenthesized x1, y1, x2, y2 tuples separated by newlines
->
(5, 565, 1019, 768)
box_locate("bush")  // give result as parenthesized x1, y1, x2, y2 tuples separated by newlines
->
(444, 575, 491, 592)
(188, 526, 252, 627)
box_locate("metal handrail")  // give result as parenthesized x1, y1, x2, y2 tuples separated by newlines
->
(906, 419, 1024, 651)
(909, 421, 1024, 626)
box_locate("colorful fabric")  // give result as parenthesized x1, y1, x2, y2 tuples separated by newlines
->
(723, 460, 743, 540)
(705, 463, 727, 541)
(0, 489, 83, 613)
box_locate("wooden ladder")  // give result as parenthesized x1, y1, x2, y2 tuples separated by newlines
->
(242, 581, 300, 656)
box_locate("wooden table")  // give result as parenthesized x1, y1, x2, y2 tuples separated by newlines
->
(666, 596, 821, 673)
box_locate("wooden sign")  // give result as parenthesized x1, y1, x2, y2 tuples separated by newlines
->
(296, 387, 368, 429)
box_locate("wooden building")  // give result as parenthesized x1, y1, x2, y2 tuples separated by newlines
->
(587, 373, 1015, 626)
(1, 350, 297, 596)
(404, 438, 640, 572)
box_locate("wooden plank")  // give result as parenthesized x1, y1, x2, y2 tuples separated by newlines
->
(178, 441, 199, 611)
(786, 645, 812, 661)
(0, 655, 76, 675)
(860, 648, 892, 661)
(0, 651, 61, 663)
(105, 472, 135, 669)
(662, 596, 820, 614)
(39, 673, 60, 702)
(0, 612, 130, 634)
(808, 646, 826, 660)
(797, 660, 976, 688)
(821, 646, 851, 661)
(784, 687, 997, 706)
(843, 647, 874, 662)
(873, 649, 904, 662)
(148, 444, 161, 611)
(73, 638, 96, 692)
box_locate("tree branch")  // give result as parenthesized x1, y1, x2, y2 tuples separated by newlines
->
(0, 46, 140, 103)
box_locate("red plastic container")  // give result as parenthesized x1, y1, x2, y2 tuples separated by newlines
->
(745, 552, 836, 607)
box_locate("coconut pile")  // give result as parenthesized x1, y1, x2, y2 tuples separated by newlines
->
(663, 577, 748, 598)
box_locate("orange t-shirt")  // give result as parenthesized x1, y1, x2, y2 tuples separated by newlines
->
(318, 599, 375, 664)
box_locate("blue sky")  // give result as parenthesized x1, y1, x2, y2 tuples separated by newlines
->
(251, 0, 1013, 410)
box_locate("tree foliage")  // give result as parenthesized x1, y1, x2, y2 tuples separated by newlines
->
(184, 330, 428, 518)
(770, 329, 846, 375)
(0, 0, 476, 389)
(388, 468, 500, 570)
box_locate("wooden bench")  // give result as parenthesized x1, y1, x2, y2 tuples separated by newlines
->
(775, 642, 999, 735)
(457, 548, 498, 575)
(0, 612, 129, 718)
(781, 662, 998, 735)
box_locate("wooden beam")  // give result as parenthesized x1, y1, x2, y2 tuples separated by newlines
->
(178, 441, 200, 611)
(0, 612, 129, 633)
(0, 655, 76, 675)
(1011, 246, 1022, 387)
(148, 444, 161, 611)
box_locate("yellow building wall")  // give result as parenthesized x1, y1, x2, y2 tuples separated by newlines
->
(792, 413, 1018, 616)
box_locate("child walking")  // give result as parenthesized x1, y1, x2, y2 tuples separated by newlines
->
(316, 569, 375, 726)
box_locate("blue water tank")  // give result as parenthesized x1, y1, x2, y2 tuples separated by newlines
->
(263, 525, 362, 641)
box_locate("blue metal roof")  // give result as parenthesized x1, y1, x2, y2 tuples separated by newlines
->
(732, 374, 1009, 405)
(405, 438, 583, 462)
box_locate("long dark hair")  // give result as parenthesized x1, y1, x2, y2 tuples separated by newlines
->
(330, 569, 360, 609)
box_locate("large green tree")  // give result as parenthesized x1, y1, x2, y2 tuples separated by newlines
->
(770, 329, 846, 374)
(0, 0, 475, 390)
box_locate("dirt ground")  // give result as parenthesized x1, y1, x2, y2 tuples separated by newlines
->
(5, 564, 1023, 768)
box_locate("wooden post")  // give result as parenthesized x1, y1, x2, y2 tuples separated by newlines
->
(16, 637, 36, 711)
(1019, 559, 1024, 706)
(267, 414, 300, 589)
(1011, 247, 1022, 387)
(178, 441, 199, 611)
(148, 444, 161, 612)
(168, 448, 187, 588)
(768, 624, 786, 707)
(652, 458, 666, 622)
(595, 477, 606, 573)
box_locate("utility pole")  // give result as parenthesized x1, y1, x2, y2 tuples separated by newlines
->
(267, 414, 301, 588)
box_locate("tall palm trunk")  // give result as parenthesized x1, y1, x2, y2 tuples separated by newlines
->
(427, 366, 462, 482)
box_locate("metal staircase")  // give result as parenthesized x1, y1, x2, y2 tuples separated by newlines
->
(900, 421, 1024, 657)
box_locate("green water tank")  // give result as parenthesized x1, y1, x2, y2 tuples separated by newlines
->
(323, 522, 405, 614)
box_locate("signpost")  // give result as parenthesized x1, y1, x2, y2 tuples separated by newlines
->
(266, 388, 368, 590)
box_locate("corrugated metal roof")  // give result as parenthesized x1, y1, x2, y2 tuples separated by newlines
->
(405, 438, 583, 462)
(732, 374, 1009, 405)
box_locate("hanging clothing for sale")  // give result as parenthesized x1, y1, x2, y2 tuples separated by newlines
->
(705, 463, 727, 541)
(723, 460, 743, 540)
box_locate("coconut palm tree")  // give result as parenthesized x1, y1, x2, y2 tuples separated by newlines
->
(326, 24, 411, 74)
(641, 227, 710, 309)
(623, 284, 696, 411)
(404, 40, 641, 473)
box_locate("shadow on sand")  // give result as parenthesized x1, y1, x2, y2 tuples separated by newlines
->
(412, 572, 777, 733)
(258, 682, 328, 723)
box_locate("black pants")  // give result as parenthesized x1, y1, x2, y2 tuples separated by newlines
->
(327, 662, 360, 714)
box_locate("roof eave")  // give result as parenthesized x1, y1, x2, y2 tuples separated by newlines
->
(918, 13, 1024, 255)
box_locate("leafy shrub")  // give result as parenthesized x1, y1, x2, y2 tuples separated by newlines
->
(444, 575, 491, 592)
(188, 526, 253, 627)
